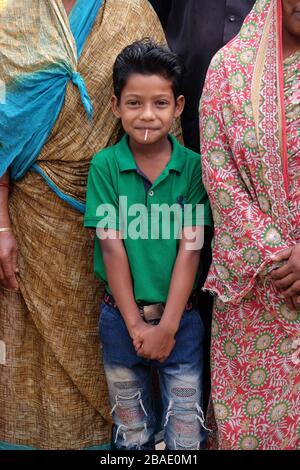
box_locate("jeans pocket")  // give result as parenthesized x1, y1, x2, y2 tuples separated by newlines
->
(99, 303, 121, 339)
(190, 308, 205, 340)
(99, 302, 111, 335)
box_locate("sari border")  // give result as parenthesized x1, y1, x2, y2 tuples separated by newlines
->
(0, 440, 111, 450)
(251, 5, 272, 133)
(277, 0, 289, 197)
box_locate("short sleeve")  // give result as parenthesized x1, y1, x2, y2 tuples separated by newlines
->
(183, 161, 212, 227)
(84, 158, 120, 230)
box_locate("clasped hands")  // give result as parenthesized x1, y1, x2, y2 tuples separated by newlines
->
(130, 320, 175, 363)
(270, 243, 300, 310)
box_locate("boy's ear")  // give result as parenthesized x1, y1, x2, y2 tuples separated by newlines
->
(111, 95, 121, 118)
(174, 95, 185, 118)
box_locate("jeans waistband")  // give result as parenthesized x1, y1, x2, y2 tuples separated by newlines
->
(103, 291, 198, 325)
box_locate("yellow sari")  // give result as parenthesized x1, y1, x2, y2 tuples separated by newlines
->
(0, 0, 172, 450)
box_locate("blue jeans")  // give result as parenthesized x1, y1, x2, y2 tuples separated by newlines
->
(99, 303, 206, 450)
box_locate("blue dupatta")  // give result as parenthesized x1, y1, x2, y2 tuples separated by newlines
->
(0, 0, 103, 186)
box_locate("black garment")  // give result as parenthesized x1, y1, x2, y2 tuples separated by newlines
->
(149, 0, 255, 152)
(149, 0, 255, 415)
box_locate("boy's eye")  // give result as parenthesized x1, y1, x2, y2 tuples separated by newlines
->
(127, 100, 140, 107)
(156, 100, 169, 107)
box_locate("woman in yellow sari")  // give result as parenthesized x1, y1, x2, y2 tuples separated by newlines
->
(0, 0, 166, 450)
(200, 0, 300, 449)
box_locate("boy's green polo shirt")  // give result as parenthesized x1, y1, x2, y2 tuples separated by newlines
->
(84, 134, 211, 304)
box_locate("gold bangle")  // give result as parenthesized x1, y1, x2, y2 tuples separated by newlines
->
(0, 227, 12, 232)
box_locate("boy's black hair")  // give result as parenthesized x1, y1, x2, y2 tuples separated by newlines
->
(113, 39, 184, 101)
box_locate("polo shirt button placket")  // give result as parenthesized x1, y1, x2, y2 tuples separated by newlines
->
(148, 190, 154, 197)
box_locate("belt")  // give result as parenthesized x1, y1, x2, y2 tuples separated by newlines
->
(103, 291, 198, 325)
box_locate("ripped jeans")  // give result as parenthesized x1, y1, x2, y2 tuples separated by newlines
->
(99, 303, 206, 450)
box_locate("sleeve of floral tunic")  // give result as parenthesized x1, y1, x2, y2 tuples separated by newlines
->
(199, 61, 290, 304)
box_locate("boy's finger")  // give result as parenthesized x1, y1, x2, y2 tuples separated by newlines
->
(133, 338, 142, 346)
(134, 342, 142, 351)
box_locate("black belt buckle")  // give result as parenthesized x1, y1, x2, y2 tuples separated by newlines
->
(139, 303, 164, 324)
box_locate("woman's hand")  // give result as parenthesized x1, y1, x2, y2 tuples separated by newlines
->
(0, 231, 19, 290)
(290, 294, 300, 310)
(270, 244, 300, 302)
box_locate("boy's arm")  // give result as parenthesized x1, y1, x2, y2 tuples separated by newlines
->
(135, 227, 202, 362)
(100, 231, 153, 341)
(161, 226, 202, 333)
(84, 158, 152, 342)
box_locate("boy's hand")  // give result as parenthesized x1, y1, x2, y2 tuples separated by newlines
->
(130, 319, 154, 351)
(135, 324, 175, 363)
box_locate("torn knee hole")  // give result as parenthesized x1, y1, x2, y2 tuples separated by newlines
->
(111, 391, 148, 426)
(115, 422, 148, 446)
(164, 401, 209, 431)
(114, 380, 140, 391)
(174, 439, 200, 450)
(166, 413, 201, 437)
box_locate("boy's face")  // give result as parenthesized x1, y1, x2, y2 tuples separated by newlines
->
(112, 73, 184, 146)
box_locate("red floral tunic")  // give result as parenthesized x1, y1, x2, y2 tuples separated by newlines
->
(200, 0, 300, 450)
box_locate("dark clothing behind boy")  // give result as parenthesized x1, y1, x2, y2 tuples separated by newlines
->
(149, 0, 256, 152)
(149, 0, 256, 414)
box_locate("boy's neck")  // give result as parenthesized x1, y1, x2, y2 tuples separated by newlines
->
(129, 135, 171, 162)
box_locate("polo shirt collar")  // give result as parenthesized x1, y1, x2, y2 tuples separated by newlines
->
(115, 135, 137, 172)
(167, 134, 184, 173)
(115, 134, 184, 173)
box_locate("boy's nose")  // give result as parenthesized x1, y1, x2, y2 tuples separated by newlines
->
(140, 105, 155, 120)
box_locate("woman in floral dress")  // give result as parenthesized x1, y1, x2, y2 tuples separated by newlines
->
(200, 0, 300, 449)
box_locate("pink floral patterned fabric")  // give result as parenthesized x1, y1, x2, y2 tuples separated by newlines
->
(284, 51, 300, 240)
(200, 0, 300, 449)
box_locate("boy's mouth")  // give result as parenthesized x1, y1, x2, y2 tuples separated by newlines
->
(136, 127, 158, 130)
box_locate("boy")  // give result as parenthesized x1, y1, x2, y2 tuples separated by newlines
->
(84, 40, 211, 450)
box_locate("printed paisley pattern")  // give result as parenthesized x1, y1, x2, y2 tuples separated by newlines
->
(200, 0, 300, 449)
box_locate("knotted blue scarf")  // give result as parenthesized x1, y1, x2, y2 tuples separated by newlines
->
(0, 0, 103, 186)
